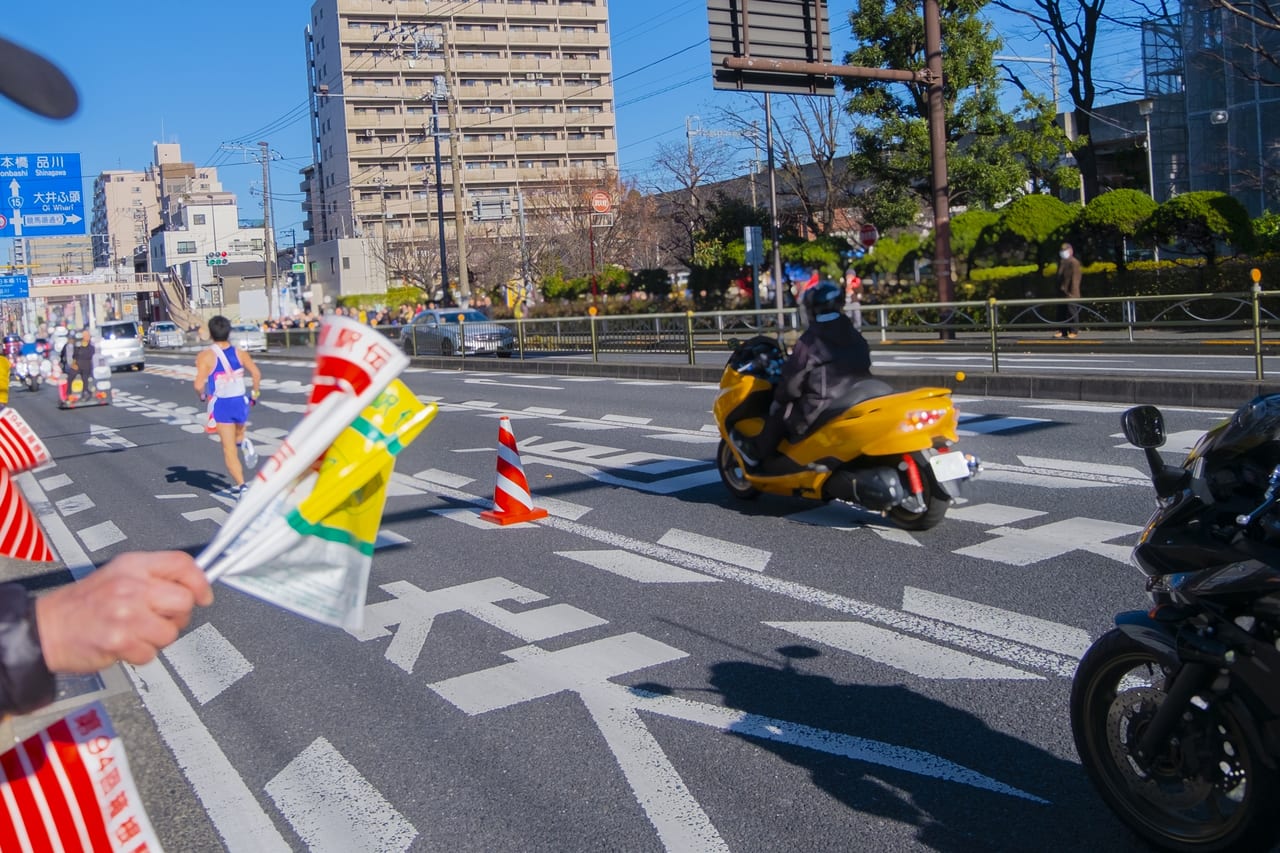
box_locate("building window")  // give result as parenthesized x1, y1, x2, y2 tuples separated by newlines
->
(193, 214, 206, 225)
(343, 257, 351, 270)
(176, 241, 196, 254)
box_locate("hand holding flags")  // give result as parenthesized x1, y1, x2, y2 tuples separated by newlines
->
(196, 317, 436, 629)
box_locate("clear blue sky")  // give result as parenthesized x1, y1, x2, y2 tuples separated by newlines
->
(0, 0, 1138, 261)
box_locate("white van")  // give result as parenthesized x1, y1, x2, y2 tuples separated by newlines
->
(96, 321, 145, 371)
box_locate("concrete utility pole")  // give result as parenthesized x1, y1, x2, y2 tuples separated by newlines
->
(260, 141, 277, 320)
(438, 26, 471, 307)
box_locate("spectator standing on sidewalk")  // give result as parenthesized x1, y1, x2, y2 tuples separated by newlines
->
(194, 315, 261, 497)
(1056, 243, 1083, 339)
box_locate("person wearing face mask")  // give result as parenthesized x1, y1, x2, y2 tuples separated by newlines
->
(1056, 243, 1083, 338)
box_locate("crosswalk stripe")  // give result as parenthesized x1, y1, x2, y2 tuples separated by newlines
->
(162, 623, 254, 706)
(901, 587, 1091, 659)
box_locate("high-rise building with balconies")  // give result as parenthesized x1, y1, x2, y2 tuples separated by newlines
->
(303, 0, 618, 290)
(91, 170, 160, 271)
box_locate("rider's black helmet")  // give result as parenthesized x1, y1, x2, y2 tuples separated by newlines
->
(803, 280, 845, 319)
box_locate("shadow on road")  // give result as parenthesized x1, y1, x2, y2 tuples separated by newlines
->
(681, 645, 1142, 852)
(165, 465, 232, 493)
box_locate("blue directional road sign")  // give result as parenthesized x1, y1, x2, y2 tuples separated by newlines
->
(0, 275, 30, 300)
(0, 153, 85, 238)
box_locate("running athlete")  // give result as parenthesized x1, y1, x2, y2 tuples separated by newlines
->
(193, 315, 262, 497)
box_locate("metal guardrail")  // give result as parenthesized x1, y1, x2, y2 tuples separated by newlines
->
(259, 286, 1280, 379)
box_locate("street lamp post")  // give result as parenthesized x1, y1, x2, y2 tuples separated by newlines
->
(1138, 99, 1159, 262)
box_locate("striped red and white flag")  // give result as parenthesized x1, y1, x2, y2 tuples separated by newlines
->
(0, 468, 52, 562)
(0, 701, 160, 853)
(0, 408, 50, 474)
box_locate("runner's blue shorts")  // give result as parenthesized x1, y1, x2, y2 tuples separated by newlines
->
(211, 395, 249, 425)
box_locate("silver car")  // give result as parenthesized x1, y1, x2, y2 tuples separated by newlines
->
(402, 309, 514, 357)
(96, 321, 145, 371)
(146, 321, 185, 349)
(230, 323, 267, 353)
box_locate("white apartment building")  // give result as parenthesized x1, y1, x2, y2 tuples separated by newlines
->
(91, 170, 160, 270)
(303, 0, 618, 286)
(144, 144, 266, 312)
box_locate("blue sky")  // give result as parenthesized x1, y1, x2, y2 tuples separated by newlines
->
(0, 0, 1139, 259)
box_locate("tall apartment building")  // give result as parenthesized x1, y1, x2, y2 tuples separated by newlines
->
(302, 0, 618, 264)
(91, 170, 160, 270)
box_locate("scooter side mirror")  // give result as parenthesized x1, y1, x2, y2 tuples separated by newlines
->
(1122, 405, 1166, 449)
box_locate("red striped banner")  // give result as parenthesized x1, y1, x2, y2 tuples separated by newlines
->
(0, 409, 49, 473)
(308, 317, 405, 410)
(0, 702, 159, 852)
(0, 469, 52, 562)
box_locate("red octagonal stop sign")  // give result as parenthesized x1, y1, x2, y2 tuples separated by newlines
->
(858, 223, 879, 248)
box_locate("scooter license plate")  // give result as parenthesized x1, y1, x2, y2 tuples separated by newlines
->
(928, 451, 970, 482)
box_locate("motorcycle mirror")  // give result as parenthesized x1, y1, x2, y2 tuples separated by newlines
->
(1122, 405, 1166, 449)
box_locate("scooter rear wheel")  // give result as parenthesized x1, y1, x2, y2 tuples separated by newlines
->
(887, 459, 948, 530)
(717, 439, 759, 500)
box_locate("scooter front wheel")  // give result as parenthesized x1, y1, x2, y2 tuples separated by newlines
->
(717, 439, 759, 500)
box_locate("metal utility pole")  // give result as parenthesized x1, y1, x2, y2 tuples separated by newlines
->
(430, 82, 449, 301)
(259, 141, 278, 319)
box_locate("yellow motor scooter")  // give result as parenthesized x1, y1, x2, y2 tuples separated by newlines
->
(714, 336, 979, 530)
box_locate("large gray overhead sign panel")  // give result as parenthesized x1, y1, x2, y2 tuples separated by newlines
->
(708, 0, 835, 96)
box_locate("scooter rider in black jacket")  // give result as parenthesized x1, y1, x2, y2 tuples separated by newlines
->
(736, 280, 873, 468)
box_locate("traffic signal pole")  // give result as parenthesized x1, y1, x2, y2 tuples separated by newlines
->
(721, 0, 954, 313)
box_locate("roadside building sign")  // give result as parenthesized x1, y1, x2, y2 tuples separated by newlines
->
(0, 275, 30, 300)
(744, 225, 764, 267)
(0, 153, 85, 238)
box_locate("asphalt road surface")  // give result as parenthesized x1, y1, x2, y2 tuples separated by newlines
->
(3, 352, 1243, 852)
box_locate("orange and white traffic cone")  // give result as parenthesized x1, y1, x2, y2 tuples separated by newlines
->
(480, 416, 549, 526)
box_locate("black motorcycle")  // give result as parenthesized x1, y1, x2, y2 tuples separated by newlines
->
(1071, 397, 1280, 851)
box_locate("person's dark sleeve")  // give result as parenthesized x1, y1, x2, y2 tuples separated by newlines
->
(0, 584, 55, 716)
(775, 340, 811, 403)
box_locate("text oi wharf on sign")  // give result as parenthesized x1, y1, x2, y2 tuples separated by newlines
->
(0, 153, 87, 239)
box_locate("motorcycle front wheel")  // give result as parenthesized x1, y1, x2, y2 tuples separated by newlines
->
(1070, 629, 1279, 852)
(716, 439, 759, 500)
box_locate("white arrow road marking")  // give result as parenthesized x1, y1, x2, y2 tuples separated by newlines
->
(557, 550, 718, 584)
(265, 738, 417, 853)
(464, 377, 564, 390)
(162, 623, 253, 705)
(602, 414, 653, 425)
(767, 621, 1042, 681)
(430, 635, 1046, 853)
(657, 529, 771, 572)
(955, 517, 1142, 566)
(350, 578, 607, 674)
(901, 588, 1092, 659)
(402, 473, 1081, 678)
(85, 423, 136, 450)
(183, 507, 231, 525)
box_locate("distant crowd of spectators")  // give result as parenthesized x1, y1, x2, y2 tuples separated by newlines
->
(258, 294, 497, 332)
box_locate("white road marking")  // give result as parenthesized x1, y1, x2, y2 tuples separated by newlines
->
(1024, 403, 1132, 413)
(85, 423, 136, 450)
(397, 470, 1082, 676)
(460, 400, 499, 408)
(373, 530, 411, 550)
(38, 473, 72, 491)
(156, 493, 200, 500)
(646, 433, 721, 444)
(17, 467, 289, 850)
(351, 577, 607, 674)
(1018, 455, 1148, 480)
(955, 517, 1142, 566)
(602, 414, 653, 425)
(523, 406, 566, 415)
(532, 494, 592, 521)
(465, 378, 563, 390)
(767, 621, 1041, 680)
(901, 588, 1092, 659)
(553, 421, 625, 431)
(557, 550, 717, 584)
(265, 738, 418, 853)
(700, 424, 720, 433)
(77, 520, 125, 552)
(162, 623, 254, 705)
(54, 494, 94, 517)
(430, 506, 537, 529)
(258, 400, 308, 414)
(786, 504, 922, 546)
(1114, 428, 1203, 455)
(657, 529, 770, 572)
(411, 468, 475, 489)
(183, 507, 231, 525)
(948, 503, 1047, 526)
